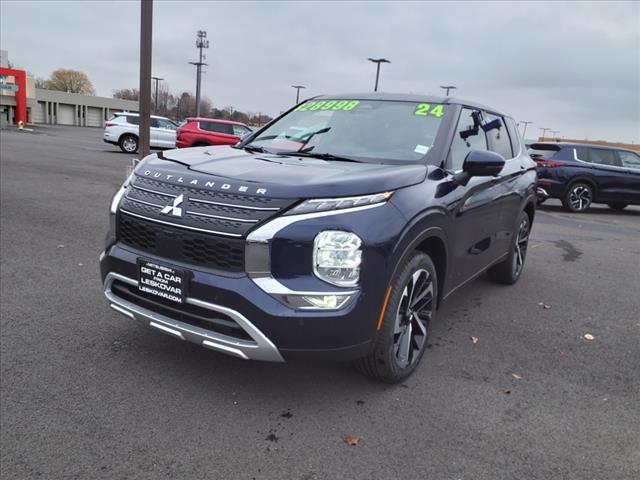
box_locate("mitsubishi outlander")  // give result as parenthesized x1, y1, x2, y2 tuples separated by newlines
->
(100, 93, 537, 383)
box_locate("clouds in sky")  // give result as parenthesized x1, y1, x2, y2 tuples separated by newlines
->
(1, 0, 638, 141)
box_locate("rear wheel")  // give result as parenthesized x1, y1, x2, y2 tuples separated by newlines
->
(354, 252, 437, 383)
(607, 203, 627, 211)
(487, 211, 530, 285)
(562, 182, 593, 212)
(119, 134, 138, 153)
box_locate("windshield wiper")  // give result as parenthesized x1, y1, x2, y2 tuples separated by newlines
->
(241, 144, 270, 154)
(275, 150, 361, 163)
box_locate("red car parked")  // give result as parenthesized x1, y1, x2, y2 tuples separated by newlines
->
(176, 118, 253, 148)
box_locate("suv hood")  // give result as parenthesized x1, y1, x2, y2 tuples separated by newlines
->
(142, 146, 427, 198)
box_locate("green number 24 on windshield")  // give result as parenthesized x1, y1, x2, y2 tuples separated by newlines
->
(414, 104, 445, 117)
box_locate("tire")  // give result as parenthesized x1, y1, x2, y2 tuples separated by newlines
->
(354, 252, 437, 383)
(119, 134, 138, 153)
(487, 211, 531, 285)
(562, 182, 593, 212)
(607, 203, 627, 211)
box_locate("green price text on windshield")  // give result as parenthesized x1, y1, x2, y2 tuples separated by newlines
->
(295, 100, 360, 112)
(414, 103, 445, 118)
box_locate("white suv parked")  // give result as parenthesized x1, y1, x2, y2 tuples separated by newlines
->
(103, 112, 179, 153)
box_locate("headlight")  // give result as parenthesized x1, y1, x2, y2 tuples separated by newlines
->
(313, 231, 362, 287)
(286, 192, 393, 215)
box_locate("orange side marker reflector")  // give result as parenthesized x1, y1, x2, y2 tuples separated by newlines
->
(376, 286, 393, 331)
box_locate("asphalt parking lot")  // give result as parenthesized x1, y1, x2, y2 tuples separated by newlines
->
(1, 125, 639, 480)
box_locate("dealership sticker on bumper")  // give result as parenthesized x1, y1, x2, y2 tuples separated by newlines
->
(137, 259, 185, 304)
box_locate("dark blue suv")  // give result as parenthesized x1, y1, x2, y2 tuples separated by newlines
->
(100, 93, 537, 382)
(529, 142, 640, 212)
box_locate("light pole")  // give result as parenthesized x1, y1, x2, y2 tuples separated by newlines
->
(292, 85, 306, 104)
(551, 130, 560, 140)
(189, 30, 209, 117)
(540, 127, 550, 140)
(151, 76, 163, 114)
(368, 58, 390, 92)
(440, 85, 456, 96)
(138, 0, 153, 158)
(519, 120, 533, 139)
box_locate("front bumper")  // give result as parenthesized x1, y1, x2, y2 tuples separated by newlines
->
(100, 241, 382, 362)
(104, 271, 284, 362)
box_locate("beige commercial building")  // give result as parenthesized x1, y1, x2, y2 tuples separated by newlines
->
(1, 75, 139, 127)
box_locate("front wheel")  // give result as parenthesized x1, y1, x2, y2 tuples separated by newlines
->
(354, 252, 437, 383)
(562, 182, 593, 212)
(487, 211, 531, 285)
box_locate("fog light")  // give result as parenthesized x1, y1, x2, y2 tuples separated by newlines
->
(278, 294, 354, 310)
(313, 231, 362, 287)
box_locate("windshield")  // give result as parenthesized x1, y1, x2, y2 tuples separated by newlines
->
(246, 99, 446, 163)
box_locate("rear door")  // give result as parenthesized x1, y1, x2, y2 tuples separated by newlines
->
(200, 121, 238, 145)
(155, 118, 178, 148)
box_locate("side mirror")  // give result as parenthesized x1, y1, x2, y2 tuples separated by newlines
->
(463, 150, 505, 177)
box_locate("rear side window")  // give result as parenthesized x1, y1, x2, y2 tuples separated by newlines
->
(589, 148, 621, 167)
(485, 113, 513, 159)
(126, 116, 139, 125)
(200, 121, 233, 134)
(574, 147, 591, 162)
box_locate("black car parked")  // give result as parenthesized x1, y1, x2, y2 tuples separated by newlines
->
(100, 93, 537, 383)
(529, 142, 640, 212)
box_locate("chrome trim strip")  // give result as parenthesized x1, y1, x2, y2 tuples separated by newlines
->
(246, 202, 385, 245)
(119, 209, 243, 237)
(130, 183, 177, 198)
(103, 272, 284, 362)
(185, 210, 259, 223)
(251, 276, 358, 297)
(202, 340, 249, 359)
(110, 185, 127, 214)
(190, 197, 281, 211)
(149, 321, 185, 339)
(125, 194, 163, 209)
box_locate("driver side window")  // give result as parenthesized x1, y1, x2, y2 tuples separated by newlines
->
(449, 108, 488, 171)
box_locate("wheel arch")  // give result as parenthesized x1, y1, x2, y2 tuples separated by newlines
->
(118, 131, 139, 143)
(390, 222, 449, 309)
(564, 175, 597, 197)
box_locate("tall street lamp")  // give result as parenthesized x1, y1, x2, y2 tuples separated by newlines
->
(292, 85, 306, 104)
(151, 76, 164, 113)
(519, 120, 533, 139)
(440, 85, 456, 96)
(540, 127, 550, 140)
(368, 58, 390, 92)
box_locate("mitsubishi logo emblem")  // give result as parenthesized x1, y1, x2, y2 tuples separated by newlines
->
(160, 194, 185, 217)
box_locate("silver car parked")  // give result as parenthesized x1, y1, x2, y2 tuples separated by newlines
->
(103, 112, 179, 153)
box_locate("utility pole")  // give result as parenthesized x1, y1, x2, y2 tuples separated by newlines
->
(138, 0, 153, 158)
(368, 58, 390, 92)
(440, 85, 457, 96)
(551, 130, 560, 140)
(292, 85, 306, 104)
(519, 120, 533, 138)
(540, 127, 550, 140)
(189, 30, 209, 117)
(151, 76, 163, 114)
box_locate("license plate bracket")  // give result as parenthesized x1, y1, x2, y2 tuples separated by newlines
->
(137, 259, 186, 304)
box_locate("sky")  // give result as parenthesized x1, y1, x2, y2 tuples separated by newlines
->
(1, 0, 639, 142)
